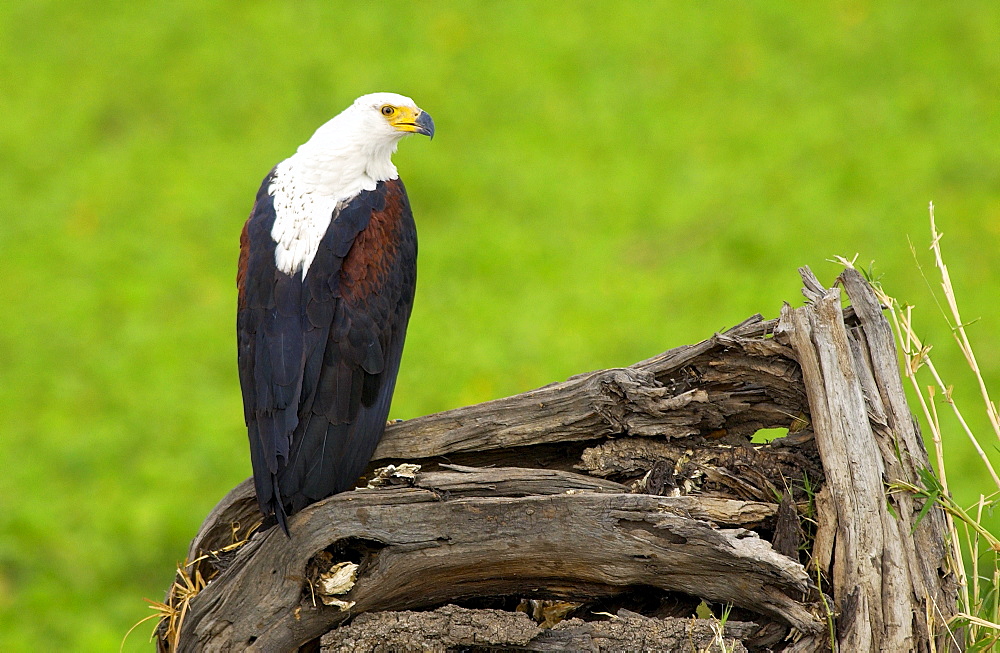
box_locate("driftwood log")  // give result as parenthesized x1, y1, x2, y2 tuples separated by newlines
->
(157, 267, 959, 652)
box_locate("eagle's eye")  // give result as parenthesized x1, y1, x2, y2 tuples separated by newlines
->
(381, 105, 395, 116)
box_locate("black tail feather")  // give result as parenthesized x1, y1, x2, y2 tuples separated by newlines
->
(272, 474, 291, 538)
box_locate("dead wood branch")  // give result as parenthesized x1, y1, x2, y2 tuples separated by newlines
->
(174, 467, 817, 651)
(158, 269, 958, 652)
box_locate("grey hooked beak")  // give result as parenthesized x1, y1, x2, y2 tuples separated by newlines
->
(414, 110, 435, 139)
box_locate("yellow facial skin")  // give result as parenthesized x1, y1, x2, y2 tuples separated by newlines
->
(381, 104, 435, 138)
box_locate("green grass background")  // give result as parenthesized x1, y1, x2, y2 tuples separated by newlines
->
(2, 2, 998, 649)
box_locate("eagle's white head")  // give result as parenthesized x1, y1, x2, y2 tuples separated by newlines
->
(268, 93, 433, 276)
(292, 92, 434, 195)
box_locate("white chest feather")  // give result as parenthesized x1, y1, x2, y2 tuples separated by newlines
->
(268, 162, 341, 278)
(268, 156, 397, 277)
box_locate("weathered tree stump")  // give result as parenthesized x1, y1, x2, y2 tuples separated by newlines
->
(157, 267, 959, 652)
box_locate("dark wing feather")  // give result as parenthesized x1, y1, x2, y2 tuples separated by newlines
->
(238, 175, 417, 534)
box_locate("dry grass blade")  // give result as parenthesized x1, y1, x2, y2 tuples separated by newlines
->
(161, 565, 207, 652)
(119, 610, 165, 653)
(888, 480, 999, 552)
(928, 203, 1000, 445)
(185, 519, 260, 568)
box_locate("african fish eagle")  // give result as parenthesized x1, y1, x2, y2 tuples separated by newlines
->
(236, 93, 434, 535)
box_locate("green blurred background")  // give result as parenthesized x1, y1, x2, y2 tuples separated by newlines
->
(2, 2, 998, 649)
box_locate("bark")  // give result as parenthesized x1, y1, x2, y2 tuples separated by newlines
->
(157, 268, 958, 652)
(320, 604, 758, 652)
